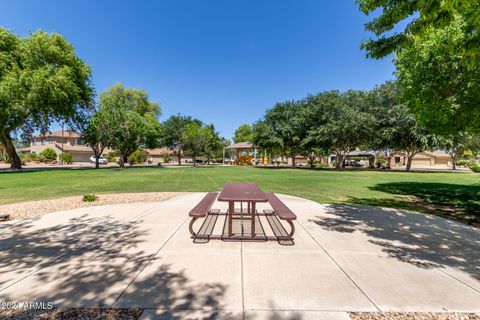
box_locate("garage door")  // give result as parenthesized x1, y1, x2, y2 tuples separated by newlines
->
(73, 152, 92, 163)
(412, 159, 431, 166)
(435, 158, 450, 166)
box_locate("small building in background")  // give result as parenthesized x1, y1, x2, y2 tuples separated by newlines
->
(393, 151, 452, 168)
(21, 130, 108, 163)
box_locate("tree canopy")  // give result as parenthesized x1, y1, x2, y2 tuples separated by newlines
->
(0, 28, 94, 169)
(161, 114, 202, 165)
(357, 0, 479, 60)
(181, 123, 211, 167)
(395, 15, 480, 135)
(304, 91, 375, 169)
(253, 100, 307, 168)
(97, 83, 161, 167)
(233, 124, 254, 143)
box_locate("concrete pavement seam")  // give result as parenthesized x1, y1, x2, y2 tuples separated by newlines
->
(110, 215, 190, 307)
(297, 219, 381, 312)
(435, 267, 480, 295)
(241, 239, 245, 320)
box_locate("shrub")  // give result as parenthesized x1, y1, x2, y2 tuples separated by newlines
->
(59, 152, 73, 164)
(128, 149, 146, 164)
(83, 194, 97, 202)
(39, 148, 57, 163)
(467, 162, 480, 173)
(463, 150, 474, 159)
(19, 153, 27, 165)
(376, 158, 387, 169)
(106, 152, 118, 163)
(0, 152, 9, 163)
(314, 162, 328, 168)
(456, 159, 467, 167)
(163, 155, 171, 163)
(23, 152, 38, 162)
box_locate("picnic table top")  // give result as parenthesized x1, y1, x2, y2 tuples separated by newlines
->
(217, 182, 268, 202)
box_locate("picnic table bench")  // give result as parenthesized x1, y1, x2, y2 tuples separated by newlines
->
(188, 192, 218, 237)
(264, 192, 296, 237)
(188, 184, 297, 243)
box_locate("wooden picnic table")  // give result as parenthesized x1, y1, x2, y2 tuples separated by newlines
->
(217, 182, 268, 238)
(188, 183, 297, 242)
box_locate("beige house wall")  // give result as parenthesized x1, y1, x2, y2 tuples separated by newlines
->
(25, 135, 100, 163)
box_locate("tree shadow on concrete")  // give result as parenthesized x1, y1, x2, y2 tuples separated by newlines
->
(115, 262, 237, 320)
(0, 215, 233, 319)
(349, 182, 480, 225)
(310, 204, 480, 281)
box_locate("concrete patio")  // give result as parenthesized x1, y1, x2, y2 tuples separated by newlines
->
(1, 193, 479, 319)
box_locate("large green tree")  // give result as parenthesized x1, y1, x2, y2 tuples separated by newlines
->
(357, 0, 479, 60)
(161, 114, 202, 165)
(255, 100, 307, 168)
(97, 83, 161, 168)
(438, 133, 480, 170)
(233, 124, 254, 143)
(181, 123, 211, 167)
(366, 81, 403, 167)
(386, 104, 434, 172)
(395, 16, 480, 135)
(203, 124, 225, 164)
(305, 90, 374, 170)
(0, 28, 94, 169)
(81, 108, 113, 169)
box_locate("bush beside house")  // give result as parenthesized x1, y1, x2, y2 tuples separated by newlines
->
(60, 152, 73, 164)
(39, 148, 57, 163)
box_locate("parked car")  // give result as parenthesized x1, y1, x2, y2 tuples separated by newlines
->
(89, 155, 108, 164)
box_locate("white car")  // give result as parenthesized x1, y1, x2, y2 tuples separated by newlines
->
(89, 155, 108, 164)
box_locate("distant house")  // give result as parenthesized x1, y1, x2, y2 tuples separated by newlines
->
(393, 151, 452, 167)
(21, 130, 108, 163)
(144, 148, 200, 165)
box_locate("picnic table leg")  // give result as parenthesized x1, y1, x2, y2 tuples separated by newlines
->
(228, 201, 234, 237)
(189, 217, 199, 237)
(287, 220, 295, 237)
(251, 201, 256, 238)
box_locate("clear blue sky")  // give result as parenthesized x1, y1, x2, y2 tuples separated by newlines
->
(1, 0, 395, 140)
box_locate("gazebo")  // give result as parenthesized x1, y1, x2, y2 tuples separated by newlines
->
(223, 142, 258, 165)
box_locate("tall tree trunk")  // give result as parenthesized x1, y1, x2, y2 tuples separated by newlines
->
(119, 152, 125, 168)
(291, 150, 296, 168)
(177, 149, 182, 166)
(0, 132, 21, 169)
(91, 146, 102, 169)
(369, 156, 375, 169)
(308, 153, 315, 168)
(451, 153, 457, 170)
(386, 152, 395, 169)
(192, 155, 196, 167)
(335, 152, 343, 170)
(406, 154, 414, 172)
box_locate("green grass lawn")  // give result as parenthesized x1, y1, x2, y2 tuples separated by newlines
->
(1, 166, 479, 224)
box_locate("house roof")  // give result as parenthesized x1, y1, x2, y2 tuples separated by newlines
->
(225, 142, 254, 149)
(348, 150, 375, 157)
(55, 143, 92, 153)
(145, 148, 172, 156)
(413, 151, 451, 159)
(33, 130, 81, 138)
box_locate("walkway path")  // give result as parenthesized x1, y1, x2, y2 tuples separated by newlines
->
(1, 193, 479, 319)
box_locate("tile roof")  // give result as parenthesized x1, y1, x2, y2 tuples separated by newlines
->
(33, 130, 81, 138)
(225, 142, 254, 149)
(145, 148, 172, 156)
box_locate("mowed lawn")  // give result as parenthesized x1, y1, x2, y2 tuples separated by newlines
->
(1, 166, 479, 223)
